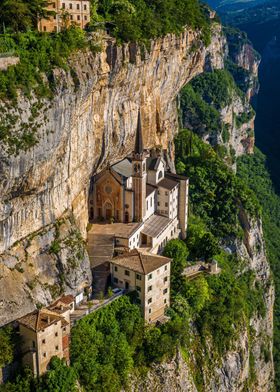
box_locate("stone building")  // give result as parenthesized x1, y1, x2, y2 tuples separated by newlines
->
(17, 295, 74, 376)
(89, 111, 189, 255)
(38, 0, 90, 33)
(110, 250, 171, 322)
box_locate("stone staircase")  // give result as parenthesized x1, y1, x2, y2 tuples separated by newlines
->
(87, 232, 115, 298)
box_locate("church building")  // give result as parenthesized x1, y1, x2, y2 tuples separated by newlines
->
(88, 112, 189, 255)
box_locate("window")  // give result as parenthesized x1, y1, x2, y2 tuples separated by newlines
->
(77, 3, 80, 9)
(43, 26, 47, 32)
(56, 345, 59, 351)
(84, 15, 88, 21)
(84, 4, 87, 10)
(165, 191, 168, 196)
(114, 277, 118, 284)
(165, 202, 168, 207)
(69, 3, 72, 9)
(158, 171, 163, 181)
(165, 265, 168, 271)
(148, 298, 152, 304)
(148, 285, 152, 292)
(149, 308, 152, 314)
(136, 286, 141, 292)
(53, 2, 56, 8)
(62, 3, 65, 9)
(157, 202, 160, 206)
(125, 270, 130, 276)
(163, 288, 168, 294)
(147, 201, 148, 209)
(43, 352, 47, 357)
(114, 266, 118, 272)
(136, 274, 142, 280)
(148, 273, 152, 280)
(150, 198, 152, 207)
(32, 341, 36, 348)
(55, 332, 58, 337)
(42, 339, 46, 344)
(63, 327, 66, 332)
(70, 15, 73, 20)
(164, 276, 168, 283)
(158, 190, 160, 195)
(164, 299, 167, 304)
(77, 15, 80, 21)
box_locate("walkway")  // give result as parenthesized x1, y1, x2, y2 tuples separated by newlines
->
(87, 231, 114, 268)
(70, 290, 125, 326)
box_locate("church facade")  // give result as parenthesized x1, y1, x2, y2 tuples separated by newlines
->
(88, 112, 189, 255)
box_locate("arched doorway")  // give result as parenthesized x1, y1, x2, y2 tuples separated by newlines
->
(125, 211, 129, 223)
(90, 207, 94, 221)
(104, 202, 113, 221)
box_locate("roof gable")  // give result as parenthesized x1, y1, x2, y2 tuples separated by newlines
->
(111, 250, 171, 275)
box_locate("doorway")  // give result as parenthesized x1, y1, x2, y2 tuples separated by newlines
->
(106, 209, 112, 220)
(125, 211, 129, 223)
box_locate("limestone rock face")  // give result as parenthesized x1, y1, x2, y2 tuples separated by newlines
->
(0, 215, 91, 326)
(0, 25, 225, 255)
(0, 25, 224, 324)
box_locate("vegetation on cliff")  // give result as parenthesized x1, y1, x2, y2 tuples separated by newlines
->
(0, 132, 266, 391)
(89, 0, 211, 45)
(175, 129, 259, 238)
(179, 69, 255, 164)
(238, 148, 280, 390)
(0, 0, 212, 101)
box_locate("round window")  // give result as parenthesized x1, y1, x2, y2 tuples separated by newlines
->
(105, 185, 112, 194)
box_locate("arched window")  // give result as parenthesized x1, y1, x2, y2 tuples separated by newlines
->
(158, 171, 163, 181)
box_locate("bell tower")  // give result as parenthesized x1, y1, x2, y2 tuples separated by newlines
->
(132, 110, 147, 222)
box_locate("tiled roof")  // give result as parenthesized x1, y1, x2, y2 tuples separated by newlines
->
(146, 183, 157, 197)
(111, 249, 171, 274)
(157, 177, 178, 190)
(112, 158, 132, 179)
(52, 295, 74, 306)
(142, 214, 172, 238)
(165, 172, 189, 181)
(147, 157, 161, 171)
(18, 308, 67, 332)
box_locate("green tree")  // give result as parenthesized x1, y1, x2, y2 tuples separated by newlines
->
(40, 357, 78, 392)
(0, 327, 14, 368)
(0, 0, 31, 32)
(200, 232, 219, 261)
(163, 239, 189, 292)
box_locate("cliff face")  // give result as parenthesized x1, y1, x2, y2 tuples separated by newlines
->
(0, 214, 92, 326)
(181, 35, 259, 167)
(0, 24, 225, 325)
(0, 21, 274, 390)
(0, 25, 225, 255)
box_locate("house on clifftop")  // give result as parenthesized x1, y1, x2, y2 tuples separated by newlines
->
(38, 0, 90, 33)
